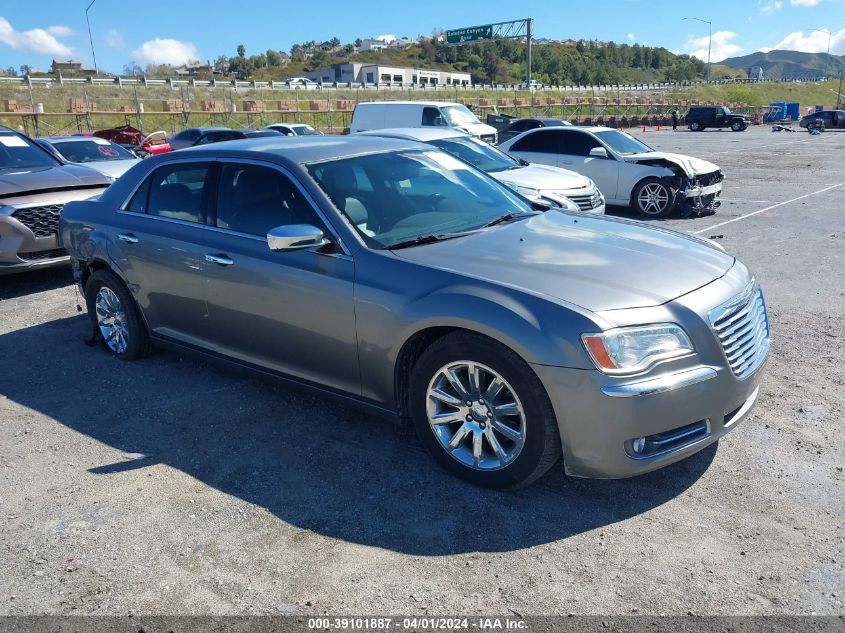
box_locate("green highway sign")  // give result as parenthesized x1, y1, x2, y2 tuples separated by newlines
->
(446, 25, 493, 44)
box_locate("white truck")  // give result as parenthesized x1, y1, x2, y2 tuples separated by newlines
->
(350, 101, 498, 142)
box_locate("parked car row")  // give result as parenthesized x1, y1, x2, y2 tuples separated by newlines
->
(349, 101, 723, 218)
(4, 100, 763, 490)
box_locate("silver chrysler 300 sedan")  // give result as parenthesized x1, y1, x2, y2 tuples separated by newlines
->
(59, 136, 769, 488)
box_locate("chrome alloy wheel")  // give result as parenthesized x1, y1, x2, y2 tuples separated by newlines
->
(425, 361, 526, 471)
(95, 287, 129, 354)
(637, 182, 671, 215)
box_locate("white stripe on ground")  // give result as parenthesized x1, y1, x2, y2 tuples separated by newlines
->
(693, 183, 845, 235)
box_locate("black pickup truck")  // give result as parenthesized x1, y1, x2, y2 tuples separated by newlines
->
(684, 106, 750, 132)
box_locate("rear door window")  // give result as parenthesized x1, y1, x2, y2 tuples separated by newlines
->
(510, 129, 567, 153)
(143, 162, 213, 223)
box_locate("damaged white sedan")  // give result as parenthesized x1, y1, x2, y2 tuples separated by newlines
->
(498, 126, 723, 218)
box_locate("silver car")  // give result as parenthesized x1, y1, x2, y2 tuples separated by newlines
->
(499, 126, 724, 217)
(358, 127, 604, 214)
(59, 136, 768, 488)
(1, 126, 112, 274)
(37, 135, 141, 180)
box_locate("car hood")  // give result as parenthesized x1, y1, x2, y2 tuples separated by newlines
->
(491, 163, 593, 192)
(77, 159, 139, 180)
(391, 212, 734, 312)
(0, 163, 111, 197)
(622, 151, 721, 177)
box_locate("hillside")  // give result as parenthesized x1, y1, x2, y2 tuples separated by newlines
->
(226, 39, 715, 86)
(721, 50, 845, 80)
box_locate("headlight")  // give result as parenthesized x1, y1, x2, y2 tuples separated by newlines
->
(504, 182, 540, 199)
(582, 324, 694, 374)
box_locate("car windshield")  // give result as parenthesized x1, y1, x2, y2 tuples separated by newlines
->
(0, 133, 60, 170)
(594, 130, 653, 155)
(308, 149, 533, 249)
(50, 139, 136, 163)
(429, 136, 518, 173)
(441, 105, 481, 127)
(293, 125, 320, 136)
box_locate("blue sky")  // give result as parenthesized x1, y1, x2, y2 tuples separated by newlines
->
(0, 0, 842, 73)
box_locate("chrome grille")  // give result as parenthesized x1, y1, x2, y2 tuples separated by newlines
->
(12, 204, 64, 238)
(564, 191, 601, 212)
(710, 282, 770, 378)
(19, 248, 68, 261)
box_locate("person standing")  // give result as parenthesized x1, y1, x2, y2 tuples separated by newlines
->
(671, 108, 679, 131)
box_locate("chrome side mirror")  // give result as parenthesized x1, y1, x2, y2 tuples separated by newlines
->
(589, 147, 609, 159)
(267, 224, 328, 251)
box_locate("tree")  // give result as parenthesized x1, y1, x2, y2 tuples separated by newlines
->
(354, 38, 362, 48)
(4, 67, 15, 77)
(19, 64, 32, 76)
(237, 44, 246, 58)
(122, 62, 143, 76)
(329, 37, 341, 48)
(266, 49, 281, 67)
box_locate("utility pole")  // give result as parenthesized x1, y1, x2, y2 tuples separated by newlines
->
(527, 18, 533, 86)
(683, 17, 712, 82)
(85, 0, 100, 77)
(811, 28, 831, 56)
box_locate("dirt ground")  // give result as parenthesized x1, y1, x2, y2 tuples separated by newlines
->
(0, 126, 843, 618)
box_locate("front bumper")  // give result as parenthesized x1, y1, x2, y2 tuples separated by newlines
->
(533, 360, 764, 478)
(0, 214, 69, 275)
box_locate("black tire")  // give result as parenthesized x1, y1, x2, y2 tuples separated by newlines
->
(84, 268, 151, 360)
(631, 177, 677, 218)
(689, 121, 702, 131)
(731, 120, 744, 132)
(408, 331, 561, 489)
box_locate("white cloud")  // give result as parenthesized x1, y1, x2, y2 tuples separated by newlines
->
(759, 0, 782, 14)
(769, 28, 845, 54)
(627, 33, 636, 41)
(0, 16, 73, 56)
(684, 30, 744, 62)
(790, 0, 819, 6)
(104, 28, 124, 49)
(131, 38, 199, 66)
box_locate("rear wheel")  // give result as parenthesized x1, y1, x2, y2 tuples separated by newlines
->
(689, 121, 702, 131)
(408, 332, 561, 489)
(84, 269, 151, 360)
(632, 177, 677, 218)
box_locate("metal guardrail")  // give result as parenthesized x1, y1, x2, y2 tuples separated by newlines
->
(0, 74, 835, 92)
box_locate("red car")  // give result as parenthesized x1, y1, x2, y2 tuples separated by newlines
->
(93, 125, 171, 157)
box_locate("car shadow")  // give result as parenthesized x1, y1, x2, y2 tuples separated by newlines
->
(1, 315, 716, 556)
(0, 266, 74, 300)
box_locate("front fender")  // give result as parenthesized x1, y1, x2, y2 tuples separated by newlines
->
(354, 252, 601, 406)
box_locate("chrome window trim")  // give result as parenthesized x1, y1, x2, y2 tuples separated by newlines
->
(117, 156, 351, 258)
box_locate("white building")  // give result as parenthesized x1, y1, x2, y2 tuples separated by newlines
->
(302, 62, 471, 86)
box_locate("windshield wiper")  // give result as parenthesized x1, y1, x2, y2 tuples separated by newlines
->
(480, 212, 536, 228)
(387, 232, 470, 250)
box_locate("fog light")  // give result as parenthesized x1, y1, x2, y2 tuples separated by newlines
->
(631, 437, 646, 454)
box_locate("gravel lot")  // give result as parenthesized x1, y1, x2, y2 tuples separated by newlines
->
(1, 125, 843, 618)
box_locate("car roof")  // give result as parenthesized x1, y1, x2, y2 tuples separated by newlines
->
(38, 135, 112, 143)
(357, 127, 468, 142)
(178, 135, 427, 163)
(520, 125, 608, 133)
(355, 101, 464, 108)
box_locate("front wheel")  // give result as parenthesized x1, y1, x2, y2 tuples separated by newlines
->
(731, 120, 744, 132)
(84, 268, 151, 360)
(632, 177, 677, 218)
(409, 332, 561, 489)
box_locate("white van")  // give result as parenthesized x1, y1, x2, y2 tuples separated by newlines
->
(350, 101, 498, 142)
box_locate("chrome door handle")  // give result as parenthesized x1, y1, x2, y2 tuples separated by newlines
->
(560, 160, 573, 165)
(205, 253, 234, 266)
(117, 233, 139, 244)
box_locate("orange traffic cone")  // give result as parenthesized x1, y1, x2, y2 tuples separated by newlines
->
(642, 126, 646, 132)
(657, 124, 661, 131)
